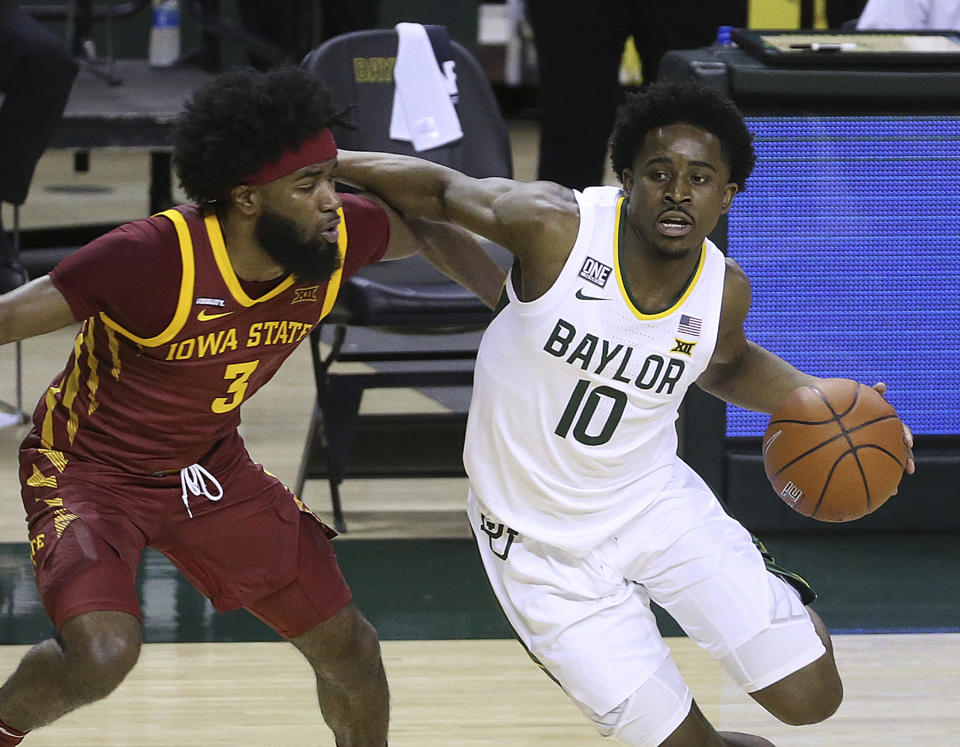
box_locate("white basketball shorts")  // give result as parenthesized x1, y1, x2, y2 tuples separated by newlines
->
(468, 458, 826, 739)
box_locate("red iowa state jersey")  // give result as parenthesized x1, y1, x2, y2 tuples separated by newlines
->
(36, 195, 389, 473)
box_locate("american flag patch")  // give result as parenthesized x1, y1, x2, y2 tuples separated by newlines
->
(678, 314, 702, 336)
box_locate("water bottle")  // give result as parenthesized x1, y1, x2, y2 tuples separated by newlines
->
(149, 0, 180, 67)
(715, 25, 735, 48)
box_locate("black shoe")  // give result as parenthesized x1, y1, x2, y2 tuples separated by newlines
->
(0, 233, 27, 294)
(753, 535, 817, 605)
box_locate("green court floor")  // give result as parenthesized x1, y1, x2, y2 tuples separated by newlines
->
(0, 533, 956, 645)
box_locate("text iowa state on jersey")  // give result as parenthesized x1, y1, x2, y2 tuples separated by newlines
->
(163, 318, 314, 361)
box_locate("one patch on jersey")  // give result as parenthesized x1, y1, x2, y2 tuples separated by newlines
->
(292, 286, 319, 304)
(579, 257, 612, 288)
(678, 314, 702, 337)
(196, 297, 226, 307)
(670, 338, 697, 356)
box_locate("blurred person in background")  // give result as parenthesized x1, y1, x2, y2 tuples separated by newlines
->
(524, 0, 747, 191)
(0, 0, 78, 292)
(825, 0, 868, 27)
(235, 0, 381, 70)
(857, 0, 960, 29)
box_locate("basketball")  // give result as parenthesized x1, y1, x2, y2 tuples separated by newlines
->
(762, 379, 906, 522)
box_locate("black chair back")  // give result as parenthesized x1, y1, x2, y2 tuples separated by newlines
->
(295, 27, 513, 531)
(301, 27, 512, 178)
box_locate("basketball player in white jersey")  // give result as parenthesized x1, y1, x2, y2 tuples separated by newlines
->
(336, 80, 914, 745)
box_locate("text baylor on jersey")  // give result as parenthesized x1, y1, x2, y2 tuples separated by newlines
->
(543, 318, 687, 395)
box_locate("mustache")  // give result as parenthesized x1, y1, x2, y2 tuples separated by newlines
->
(658, 206, 694, 221)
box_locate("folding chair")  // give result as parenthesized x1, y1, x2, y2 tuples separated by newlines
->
(297, 27, 512, 531)
(1, 204, 26, 429)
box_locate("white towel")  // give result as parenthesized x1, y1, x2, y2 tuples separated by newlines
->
(390, 23, 463, 151)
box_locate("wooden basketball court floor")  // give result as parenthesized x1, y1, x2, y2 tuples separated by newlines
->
(3, 321, 958, 746)
(0, 634, 955, 746)
(1, 138, 959, 746)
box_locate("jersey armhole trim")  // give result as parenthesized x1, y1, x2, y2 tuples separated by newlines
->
(98, 208, 196, 347)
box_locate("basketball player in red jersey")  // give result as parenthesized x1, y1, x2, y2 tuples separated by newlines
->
(0, 67, 503, 745)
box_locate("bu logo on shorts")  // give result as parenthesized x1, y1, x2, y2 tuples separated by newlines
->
(480, 513, 518, 560)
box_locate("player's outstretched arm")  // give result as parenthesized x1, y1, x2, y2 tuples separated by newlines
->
(359, 190, 506, 309)
(404, 218, 506, 310)
(335, 150, 578, 270)
(697, 258, 818, 413)
(0, 276, 76, 346)
(337, 150, 512, 238)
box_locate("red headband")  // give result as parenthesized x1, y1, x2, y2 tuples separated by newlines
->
(243, 129, 338, 186)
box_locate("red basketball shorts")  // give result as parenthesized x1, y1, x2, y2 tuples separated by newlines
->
(19, 432, 352, 638)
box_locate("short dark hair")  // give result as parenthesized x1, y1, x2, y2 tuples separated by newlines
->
(609, 80, 756, 191)
(172, 66, 347, 205)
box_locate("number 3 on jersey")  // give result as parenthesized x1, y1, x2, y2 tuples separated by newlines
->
(211, 360, 260, 413)
(555, 379, 627, 446)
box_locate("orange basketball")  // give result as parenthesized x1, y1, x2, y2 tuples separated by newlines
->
(762, 378, 906, 522)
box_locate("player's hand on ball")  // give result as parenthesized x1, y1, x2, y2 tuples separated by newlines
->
(871, 382, 915, 477)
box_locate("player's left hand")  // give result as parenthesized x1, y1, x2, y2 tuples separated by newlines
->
(872, 382, 915, 476)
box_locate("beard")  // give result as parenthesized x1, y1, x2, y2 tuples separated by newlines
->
(254, 209, 342, 283)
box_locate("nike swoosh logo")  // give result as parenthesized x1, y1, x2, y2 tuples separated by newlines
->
(196, 309, 234, 321)
(575, 289, 606, 301)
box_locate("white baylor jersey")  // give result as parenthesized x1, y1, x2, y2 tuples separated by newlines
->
(464, 186, 728, 554)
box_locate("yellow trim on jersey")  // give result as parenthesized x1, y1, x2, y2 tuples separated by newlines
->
(319, 206, 347, 319)
(85, 317, 101, 415)
(63, 330, 85, 444)
(40, 384, 61, 449)
(106, 326, 121, 380)
(98, 209, 197, 347)
(39, 449, 68, 472)
(613, 196, 707, 321)
(205, 212, 295, 305)
(26, 465, 58, 489)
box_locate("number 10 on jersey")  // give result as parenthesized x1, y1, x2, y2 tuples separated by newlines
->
(554, 379, 627, 446)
